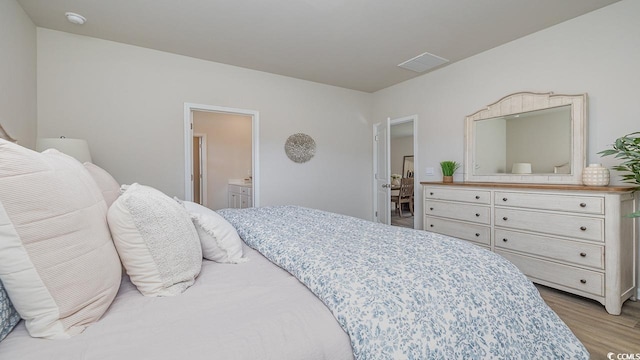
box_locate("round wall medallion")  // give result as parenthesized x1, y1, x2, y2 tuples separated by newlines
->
(285, 133, 316, 163)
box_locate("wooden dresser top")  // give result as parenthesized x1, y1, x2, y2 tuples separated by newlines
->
(420, 181, 637, 193)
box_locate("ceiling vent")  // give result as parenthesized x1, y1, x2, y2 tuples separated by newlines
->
(398, 51, 448, 73)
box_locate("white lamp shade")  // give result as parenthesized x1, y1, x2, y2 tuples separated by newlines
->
(36, 137, 92, 163)
(511, 162, 532, 174)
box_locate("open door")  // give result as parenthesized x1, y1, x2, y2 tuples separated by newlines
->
(373, 118, 391, 224)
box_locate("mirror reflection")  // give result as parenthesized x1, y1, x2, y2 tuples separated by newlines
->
(474, 105, 572, 175)
(402, 155, 414, 178)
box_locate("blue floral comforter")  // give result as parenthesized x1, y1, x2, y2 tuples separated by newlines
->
(218, 206, 588, 360)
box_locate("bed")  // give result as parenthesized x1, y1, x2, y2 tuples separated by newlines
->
(0, 138, 589, 359)
(0, 242, 354, 359)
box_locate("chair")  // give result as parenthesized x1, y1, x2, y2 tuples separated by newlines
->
(391, 178, 414, 217)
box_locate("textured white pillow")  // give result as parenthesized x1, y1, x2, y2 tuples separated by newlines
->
(0, 140, 122, 339)
(83, 162, 120, 207)
(108, 183, 202, 296)
(183, 201, 247, 263)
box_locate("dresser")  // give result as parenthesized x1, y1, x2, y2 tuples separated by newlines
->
(422, 182, 637, 315)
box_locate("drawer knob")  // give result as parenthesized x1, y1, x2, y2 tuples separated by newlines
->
(475, 213, 480, 217)
(475, 195, 480, 200)
(502, 238, 508, 242)
(579, 203, 587, 208)
(430, 192, 434, 195)
(580, 252, 587, 257)
(580, 226, 587, 231)
(502, 217, 508, 221)
(502, 197, 508, 202)
(475, 233, 480, 237)
(580, 279, 587, 284)
(430, 207, 434, 211)
(430, 224, 434, 228)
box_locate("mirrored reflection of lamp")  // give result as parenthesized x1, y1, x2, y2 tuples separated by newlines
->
(36, 137, 92, 163)
(511, 162, 532, 174)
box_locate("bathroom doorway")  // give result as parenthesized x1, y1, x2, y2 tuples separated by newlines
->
(184, 103, 259, 209)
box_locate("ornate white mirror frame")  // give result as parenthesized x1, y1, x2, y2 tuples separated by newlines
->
(464, 92, 587, 184)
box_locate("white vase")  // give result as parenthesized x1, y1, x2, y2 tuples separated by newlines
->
(582, 163, 610, 186)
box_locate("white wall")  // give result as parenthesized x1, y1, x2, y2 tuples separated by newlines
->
(36, 29, 373, 219)
(0, 0, 36, 148)
(193, 111, 252, 210)
(373, 0, 640, 229)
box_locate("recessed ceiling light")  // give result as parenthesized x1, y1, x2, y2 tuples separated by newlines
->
(65, 12, 86, 25)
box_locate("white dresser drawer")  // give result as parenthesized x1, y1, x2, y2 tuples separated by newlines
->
(495, 191, 604, 214)
(424, 187, 490, 204)
(497, 250, 604, 296)
(495, 229, 604, 269)
(495, 208, 604, 242)
(240, 186, 250, 195)
(425, 217, 490, 246)
(425, 200, 490, 224)
(228, 184, 241, 193)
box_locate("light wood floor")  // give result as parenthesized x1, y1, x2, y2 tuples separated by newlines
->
(390, 210, 414, 228)
(537, 285, 640, 359)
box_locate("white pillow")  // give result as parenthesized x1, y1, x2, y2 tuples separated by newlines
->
(183, 201, 247, 264)
(0, 141, 122, 339)
(108, 183, 202, 296)
(83, 162, 121, 207)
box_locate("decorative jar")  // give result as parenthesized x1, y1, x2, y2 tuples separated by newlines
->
(582, 163, 610, 186)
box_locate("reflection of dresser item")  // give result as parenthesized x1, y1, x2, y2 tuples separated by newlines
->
(228, 183, 252, 209)
(422, 182, 637, 315)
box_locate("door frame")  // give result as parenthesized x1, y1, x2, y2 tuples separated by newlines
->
(184, 103, 259, 207)
(372, 114, 419, 228)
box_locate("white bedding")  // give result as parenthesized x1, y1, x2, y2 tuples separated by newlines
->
(0, 244, 353, 360)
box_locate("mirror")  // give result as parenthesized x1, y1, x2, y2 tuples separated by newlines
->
(402, 155, 414, 178)
(464, 92, 587, 184)
(474, 106, 571, 174)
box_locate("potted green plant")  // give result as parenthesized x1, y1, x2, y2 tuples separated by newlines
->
(440, 161, 460, 183)
(598, 131, 640, 217)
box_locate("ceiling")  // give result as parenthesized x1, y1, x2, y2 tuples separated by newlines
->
(17, 0, 620, 93)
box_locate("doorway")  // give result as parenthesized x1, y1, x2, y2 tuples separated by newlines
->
(372, 115, 417, 229)
(184, 103, 260, 209)
(389, 119, 416, 228)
